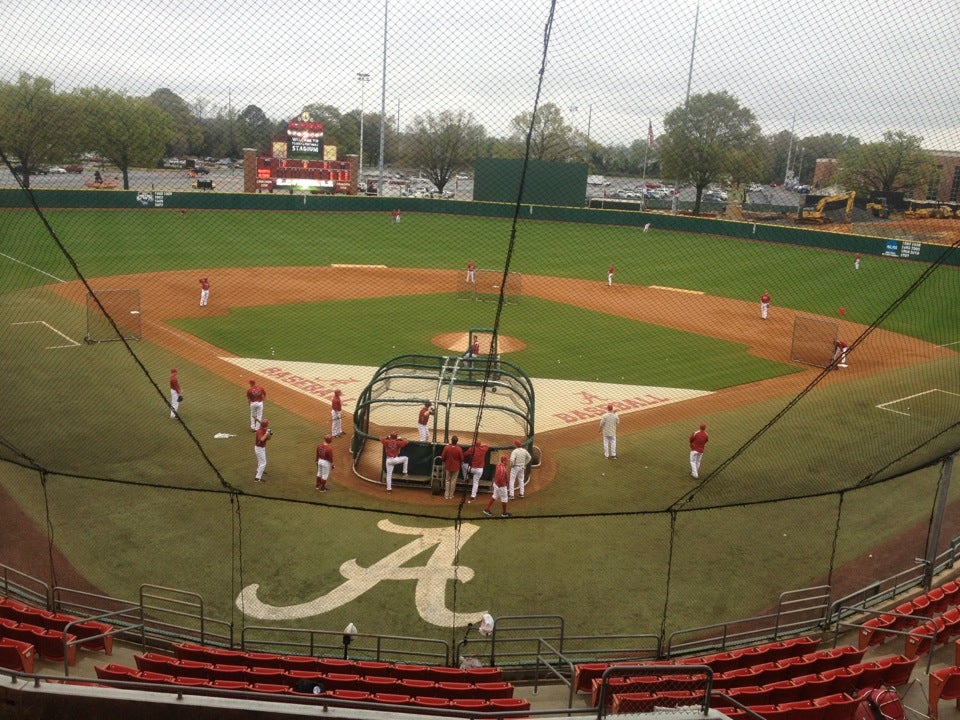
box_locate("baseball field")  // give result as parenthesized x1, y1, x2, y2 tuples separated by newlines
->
(1, 204, 958, 652)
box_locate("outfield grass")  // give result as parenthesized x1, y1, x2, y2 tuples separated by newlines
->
(1, 205, 958, 645)
(4, 208, 957, 344)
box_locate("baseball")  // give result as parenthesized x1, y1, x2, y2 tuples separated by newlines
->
(601, 473, 605, 476)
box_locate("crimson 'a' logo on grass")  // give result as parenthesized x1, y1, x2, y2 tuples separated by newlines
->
(235, 520, 487, 627)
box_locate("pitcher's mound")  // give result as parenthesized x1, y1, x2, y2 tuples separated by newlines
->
(432, 332, 526, 354)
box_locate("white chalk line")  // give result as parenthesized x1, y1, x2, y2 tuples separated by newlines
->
(11, 320, 81, 348)
(0, 252, 67, 283)
(877, 388, 960, 417)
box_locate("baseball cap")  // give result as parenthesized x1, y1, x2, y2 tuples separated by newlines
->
(260, 419, 269, 427)
(607, 404, 613, 411)
(324, 435, 333, 442)
(700, 423, 707, 430)
(171, 368, 177, 373)
(390, 431, 398, 439)
(249, 379, 256, 385)
(500, 455, 508, 463)
(514, 440, 521, 447)
(334, 388, 342, 395)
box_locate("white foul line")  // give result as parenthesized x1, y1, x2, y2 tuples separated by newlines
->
(0, 253, 67, 283)
(876, 388, 956, 416)
(12, 320, 81, 348)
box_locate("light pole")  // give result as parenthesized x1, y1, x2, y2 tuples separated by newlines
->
(357, 73, 370, 180)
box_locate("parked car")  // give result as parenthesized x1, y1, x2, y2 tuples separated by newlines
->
(702, 191, 726, 203)
(47, 166, 67, 174)
(64, 164, 84, 173)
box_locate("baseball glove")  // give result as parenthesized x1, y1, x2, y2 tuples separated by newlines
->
(178, 395, 183, 402)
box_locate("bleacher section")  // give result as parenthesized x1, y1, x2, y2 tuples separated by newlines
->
(83, 640, 532, 709)
(574, 636, 921, 719)
(0, 595, 113, 671)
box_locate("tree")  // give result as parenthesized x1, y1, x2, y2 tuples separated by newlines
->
(505, 103, 578, 162)
(237, 105, 272, 154)
(405, 110, 485, 192)
(148, 88, 202, 159)
(835, 131, 939, 198)
(0, 73, 75, 189)
(74, 88, 173, 189)
(659, 91, 762, 213)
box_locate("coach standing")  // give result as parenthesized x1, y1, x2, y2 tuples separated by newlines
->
(689, 423, 709, 479)
(760, 289, 771, 320)
(169, 368, 182, 419)
(331, 389, 344, 437)
(599, 404, 619, 459)
(315, 434, 334, 492)
(440, 435, 464, 500)
(381, 432, 409, 493)
(199, 277, 210, 307)
(247, 379, 266, 432)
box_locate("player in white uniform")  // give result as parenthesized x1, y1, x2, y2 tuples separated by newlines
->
(509, 440, 532, 498)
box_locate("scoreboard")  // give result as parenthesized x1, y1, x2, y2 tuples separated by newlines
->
(287, 112, 324, 158)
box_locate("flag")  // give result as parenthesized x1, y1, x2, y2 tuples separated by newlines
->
(648, 120, 654, 146)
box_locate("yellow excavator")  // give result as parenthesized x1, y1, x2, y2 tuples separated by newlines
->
(904, 202, 955, 219)
(866, 198, 890, 218)
(797, 191, 856, 224)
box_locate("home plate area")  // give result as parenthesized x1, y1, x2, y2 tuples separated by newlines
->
(224, 358, 712, 433)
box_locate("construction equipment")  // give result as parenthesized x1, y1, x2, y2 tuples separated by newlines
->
(866, 198, 890, 218)
(904, 202, 954, 219)
(797, 191, 856, 224)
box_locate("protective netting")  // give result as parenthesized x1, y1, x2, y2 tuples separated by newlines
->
(0, 0, 959, 654)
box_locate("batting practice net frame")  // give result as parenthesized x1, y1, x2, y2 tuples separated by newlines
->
(85, 288, 142, 343)
(457, 268, 523, 303)
(790, 315, 839, 368)
(350, 352, 535, 490)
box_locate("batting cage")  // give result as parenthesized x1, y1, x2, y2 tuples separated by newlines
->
(350, 352, 535, 492)
(789, 316, 839, 368)
(85, 288, 142, 343)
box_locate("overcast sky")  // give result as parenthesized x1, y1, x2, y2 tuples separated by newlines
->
(2, 0, 958, 150)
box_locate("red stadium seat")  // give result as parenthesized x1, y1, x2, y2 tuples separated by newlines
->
(874, 655, 917, 687)
(398, 677, 436, 695)
(209, 663, 247, 682)
(858, 615, 896, 650)
(464, 665, 503, 682)
(322, 672, 361, 691)
(135, 670, 175, 684)
(475, 680, 515, 699)
(280, 654, 318, 672)
(427, 664, 470, 682)
(243, 650, 282, 668)
(209, 679, 249, 691)
(244, 666, 286, 685)
(436, 680, 477, 700)
(0, 638, 35, 674)
(813, 692, 861, 720)
(250, 682, 289, 694)
(134, 652, 177, 674)
(174, 659, 214, 680)
(204, 647, 246, 665)
(411, 695, 450, 709)
(764, 680, 804, 705)
(330, 688, 371, 702)
(574, 662, 610, 692)
(928, 666, 960, 720)
(726, 684, 768, 706)
(926, 587, 948, 614)
(171, 676, 209, 688)
(35, 629, 77, 665)
(94, 664, 139, 682)
(317, 656, 355, 673)
(354, 659, 391, 675)
(392, 663, 430, 681)
(846, 662, 884, 691)
(372, 692, 412, 705)
(448, 697, 487, 710)
(359, 674, 397, 693)
(71, 620, 114, 654)
(172, 641, 210, 662)
(612, 692, 657, 714)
